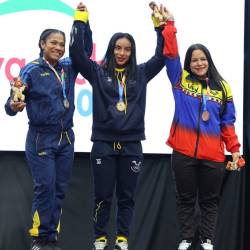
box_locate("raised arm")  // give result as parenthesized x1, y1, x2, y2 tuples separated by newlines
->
(161, 6, 182, 86)
(142, 3, 166, 82)
(69, 3, 94, 81)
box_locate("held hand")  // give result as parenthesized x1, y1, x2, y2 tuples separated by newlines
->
(232, 151, 240, 163)
(159, 4, 175, 22)
(10, 100, 26, 112)
(77, 2, 87, 12)
(149, 1, 164, 28)
(226, 152, 245, 171)
(74, 2, 89, 23)
(149, 2, 174, 27)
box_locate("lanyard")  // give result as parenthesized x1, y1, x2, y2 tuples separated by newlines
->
(202, 79, 210, 112)
(117, 74, 126, 101)
(44, 59, 67, 100)
(115, 69, 127, 113)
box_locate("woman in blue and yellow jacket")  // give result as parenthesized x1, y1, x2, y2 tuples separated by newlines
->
(161, 5, 241, 250)
(5, 5, 92, 250)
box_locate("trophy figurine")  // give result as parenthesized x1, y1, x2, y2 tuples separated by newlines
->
(226, 156, 245, 171)
(10, 76, 26, 102)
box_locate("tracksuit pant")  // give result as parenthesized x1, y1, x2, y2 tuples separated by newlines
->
(171, 150, 225, 242)
(25, 128, 74, 242)
(90, 141, 143, 239)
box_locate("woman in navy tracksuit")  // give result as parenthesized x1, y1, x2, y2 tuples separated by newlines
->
(70, 4, 165, 250)
(5, 7, 92, 250)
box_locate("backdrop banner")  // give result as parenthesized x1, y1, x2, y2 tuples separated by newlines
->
(0, 0, 244, 153)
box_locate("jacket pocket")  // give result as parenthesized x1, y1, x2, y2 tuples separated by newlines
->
(28, 100, 50, 125)
(35, 133, 46, 154)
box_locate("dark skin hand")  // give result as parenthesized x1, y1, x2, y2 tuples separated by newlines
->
(10, 100, 26, 112)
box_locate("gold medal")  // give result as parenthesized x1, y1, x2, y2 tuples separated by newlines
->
(116, 101, 126, 112)
(63, 98, 70, 109)
(202, 110, 210, 121)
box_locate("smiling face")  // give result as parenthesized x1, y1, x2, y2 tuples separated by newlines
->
(114, 37, 132, 68)
(41, 32, 65, 66)
(190, 49, 209, 79)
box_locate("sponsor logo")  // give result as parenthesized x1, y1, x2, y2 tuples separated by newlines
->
(38, 151, 47, 156)
(96, 158, 102, 165)
(131, 160, 142, 173)
(40, 72, 50, 77)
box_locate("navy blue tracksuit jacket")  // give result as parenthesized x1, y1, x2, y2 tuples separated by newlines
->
(5, 22, 93, 241)
(69, 20, 165, 240)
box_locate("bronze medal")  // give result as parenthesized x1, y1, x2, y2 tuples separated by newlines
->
(116, 101, 126, 112)
(63, 98, 70, 109)
(202, 110, 210, 121)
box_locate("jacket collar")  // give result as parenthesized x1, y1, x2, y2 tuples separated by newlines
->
(38, 57, 63, 71)
(185, 72, 220, 90)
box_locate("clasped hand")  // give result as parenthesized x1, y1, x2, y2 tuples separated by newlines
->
(149, 1, 174, 27)
(10, 100, 26, 112)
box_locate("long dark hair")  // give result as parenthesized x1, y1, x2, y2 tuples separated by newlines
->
(38, 29, 65, 58)
(101, 32, 137, 81)
(184, 43, 227, 114)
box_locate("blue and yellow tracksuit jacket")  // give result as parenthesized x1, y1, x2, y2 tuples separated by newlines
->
(4, 22, 93, 240)
(5, 22, 93, 132)
(162, 21, 240, 162)
(5, 57, 76, 132)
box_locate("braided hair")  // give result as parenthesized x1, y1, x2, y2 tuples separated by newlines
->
(38, 29, 65, 57)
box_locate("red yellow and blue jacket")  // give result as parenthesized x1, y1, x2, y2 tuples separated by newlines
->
(162, 21, 240, 162)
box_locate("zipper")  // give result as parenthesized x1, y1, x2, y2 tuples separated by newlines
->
(35, 133, 40, 152)
(58, 119, 64, 145)
(61, 118, 64, 131)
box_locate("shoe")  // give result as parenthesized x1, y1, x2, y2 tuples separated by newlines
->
(114, 236, 128, 250)
(30, 239, 52, 250)
(178, 239, 192, 250)
(200, 239, 213, 250)
(93, 236, 108, 250)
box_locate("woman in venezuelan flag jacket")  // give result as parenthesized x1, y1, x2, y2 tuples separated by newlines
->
(161, 6, 241, 250)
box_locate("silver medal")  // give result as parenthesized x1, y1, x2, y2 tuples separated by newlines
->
(63, 98, 70, 109)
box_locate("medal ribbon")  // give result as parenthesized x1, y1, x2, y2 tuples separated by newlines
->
(44, 59, 67, 101)
(202, 78, 210, 113)
(116, 69, 127, 113)
(118, 78, 124, 102)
